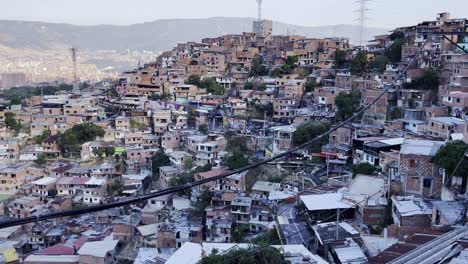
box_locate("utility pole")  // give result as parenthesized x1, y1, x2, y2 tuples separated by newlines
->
(326, 134, 331, 178)
(336, 208, 340, 240)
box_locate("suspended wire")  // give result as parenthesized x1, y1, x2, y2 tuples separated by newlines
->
(0, 33, 434, 229)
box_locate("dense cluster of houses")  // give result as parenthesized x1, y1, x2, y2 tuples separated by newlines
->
(0, 12, 466, 264)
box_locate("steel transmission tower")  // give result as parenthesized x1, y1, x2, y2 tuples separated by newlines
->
(256, 0, 263, 21)
(356, 0, 371, 46)
(71, 46, 79, 92)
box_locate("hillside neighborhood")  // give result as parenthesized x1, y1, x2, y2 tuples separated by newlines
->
(0, 12, 467, 264)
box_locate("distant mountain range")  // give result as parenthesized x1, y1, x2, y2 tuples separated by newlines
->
(0, 17, 390, 52)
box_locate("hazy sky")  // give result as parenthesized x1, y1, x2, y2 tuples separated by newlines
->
(2, 0, 467, 28)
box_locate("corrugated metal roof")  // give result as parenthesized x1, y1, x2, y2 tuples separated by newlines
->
(400, 139, 444, 156)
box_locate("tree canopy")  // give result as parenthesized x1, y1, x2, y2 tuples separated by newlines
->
(435, 140, 468, 178)
(403, 69, 440, 91)
(293, 121, 331, 152)
(5, 112, 22, 135)
(371, 55, 390, 73)
(335, 49, 348, 68)
(58, 124, 105, 157)
(272, 56, 298, 77)
(34, 130, 51, 144)
(250, 56, 269, 77)
(151, 150, 171, 177)
(0, 84, 73, 102)
(350, 51, 369, 76)
(224, 151, 249, 170)
(226, 136, 249, 153)
(201, 78, 225, 95)
(304, 81, 320, 94)
(187, 75, 225, 95)
(352, 163, 377, 177)
(187, 75, 202, 86)
(199, 245, 289, 264)
(384, 31, 407, 63)
(335, 91, 361, 121)
(244, 82, 267, 91)
(198, 124, 209, 135)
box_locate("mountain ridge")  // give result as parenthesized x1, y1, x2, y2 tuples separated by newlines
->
(0, 17, 390, 52)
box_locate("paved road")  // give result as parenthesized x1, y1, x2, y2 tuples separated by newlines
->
(278, 202, 312, 246)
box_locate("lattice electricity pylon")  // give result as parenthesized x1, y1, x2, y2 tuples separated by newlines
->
(256, 0, 263, 21)
(71, 46, 79, 92)
(355, 0, 372, 46)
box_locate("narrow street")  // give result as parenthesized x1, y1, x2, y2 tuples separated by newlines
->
(278, 202, 312, 246)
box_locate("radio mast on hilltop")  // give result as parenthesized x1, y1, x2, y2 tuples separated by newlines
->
(71, 46, 79, 93)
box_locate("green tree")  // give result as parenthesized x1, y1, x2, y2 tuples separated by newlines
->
(169, 173, 194, 195)
(292, 121, 331, 152)
(193, 189, 213, 212)
(285, 56, 299, 66)
(335, 49, 348, 68)
(58, 124, 105, 157)
(0, 84, 73, 101)
(304, 81, 319, 94)
(199, 78, 225, 95)
(187, 75, 201, 86)
(187, 108, 197, 128)
(35, 154, 47, 166)
(352, 163, 377, 177)
(250, 103, 273, 119)
(149, 93, 171, 101)
(226, 136, 249, 153)
(403, 69, 440, 92)
(34, 130, 51, 144)
(9, 98, 22, 106)
(244, 82, 267, 91)
(271, 56, 299, 77)
(225, 151, 249, 170)
(335, 91, 361, 121)
(104, 147, 115, 157)
(390, 31, 405, 41)
(198, 124, 209, 135)
(193, 164, 213, 174)
(199, 245, 288, 264)
(388, 107, 403, 120)
(93, 148, 105, 158)
(151, 150, 171, 177)
(244, 82, 254, 90)
(250, 56, 268, 77)
(435, 141, 468, 178)
(385, 38, 405, 63)
(230, 225, 249, 243)
(251, 229, 280, 245)
(371, 55, 390, 73)
(107, 179, 124, 196)
(5, 112, 18, 130)
(351, 51, 369, 76)
(183, 156, 194, 170)
(293, 67, 310, 79)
